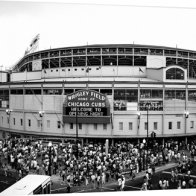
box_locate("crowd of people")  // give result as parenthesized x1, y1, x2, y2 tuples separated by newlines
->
(0, 137, 196, 192)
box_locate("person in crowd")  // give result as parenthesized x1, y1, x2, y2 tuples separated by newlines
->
(67, 179, 71, 193)
(117, 175, 122, 191)
(121, 175, 125, 191)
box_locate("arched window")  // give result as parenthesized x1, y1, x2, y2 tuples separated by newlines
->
(166, 67, 184, 80)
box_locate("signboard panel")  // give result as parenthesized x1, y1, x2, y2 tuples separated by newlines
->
(139, 101, 163, 111)
(63, 90, 111, 124)
(32, 60, 42, 71)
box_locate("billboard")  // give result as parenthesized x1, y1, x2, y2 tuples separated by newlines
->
(63, 90, 111, 124)
(139, 101, 163, 111)
(32, 60, 42, 71)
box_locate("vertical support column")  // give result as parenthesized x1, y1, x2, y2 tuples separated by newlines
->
(187, 53, 190, 80)
(176, 48, 178, 64)
(147, 107, 149, 154)
(75, 107, 78, 159)
(116, 48, 118, 77)
(162, 138, 165, 147)
(23, 83, 25, 132)
(41, 83, 44, 132)
(162, 84, 165, 136)
(0, 65, 3, 82)
(111, 82, 114, 137)
(117, 48, 119, 77)
(185, 81, 188, 134)
(59, 50, 61, 68)
(185, 137, 187, 146)
(101, 48, 103, 67)
(8, 84, 11, 132)
(85, 48, 88, 89)
(137, 80, 140, 136)
(62, 81, 65, 135)
(100, 48, 103, 81)
(105, 139, 109, 157)
(132, 43, 134, 66)
(111, 138, 114, 146)
(81, 138, 84, 148)
(49, 51, 51, 69)
(86, 138, 88, 145)
(61, 139, 64, 144)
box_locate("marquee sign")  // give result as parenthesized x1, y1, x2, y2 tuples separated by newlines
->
(63, 90, 111, 124)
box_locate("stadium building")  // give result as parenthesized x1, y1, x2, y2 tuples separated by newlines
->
(0, 44, 196, 144)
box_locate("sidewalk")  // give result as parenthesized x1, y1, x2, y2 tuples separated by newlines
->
(50, 162, 178, 193)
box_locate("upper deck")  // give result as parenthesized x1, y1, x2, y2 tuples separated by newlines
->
(12, 44, 196, 71)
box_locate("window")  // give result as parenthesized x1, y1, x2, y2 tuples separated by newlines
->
(94, 123, 98, 130)
(118, 55, 133, 66)
(13, 118, 15, 125)
(188, 90, 196, 101)
(134, 56, 146, 66)
(166, 67, 184, 80)
(57, 121, 61, 129)
(102, 55, 117, 66)
(64, 89, 74, 95)
(100, 89, 112, 95)
(177, 121, 181, 129)
(119, 122, 123, 130)
(43, 89, 62, 95)
(140, 89, 163, 99)
(28, 119, 31, 127)
(20, 119, 23, 126)
(154, 122, 158, 130)
(50, 58, 59, 68)
(79, 123, 82, 130)
(144, 122, 148, 130)
(11, 89, 23, 94)
(129, 122, 133, 130)
(25, 89, 41, 95)
(165, 90, 185, 100)
(70, 123, 73, 129)
(168, 122, 172, 130)
(191, 121, 194, 129)
(37, 120, 42, 127)
(47, 120, 50, 128)
(114, 89, 138, 111)
(103, 124, 107, 130)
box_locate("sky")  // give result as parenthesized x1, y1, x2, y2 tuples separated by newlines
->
(1, 0, 196, 70)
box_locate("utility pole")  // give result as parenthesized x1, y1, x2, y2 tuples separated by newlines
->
(76, 107, 78, 159)
(147, 105, 149, 156)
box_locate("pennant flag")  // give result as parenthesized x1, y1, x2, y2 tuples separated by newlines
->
(139, 67, 144, 73)
(30, 34, 40, 47)
(86, 67, 90, 73)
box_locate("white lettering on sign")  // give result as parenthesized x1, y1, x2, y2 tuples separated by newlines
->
(67, 90, 105, 101)
(67, 101, 106, 107)
(68, 102, 90, 107)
